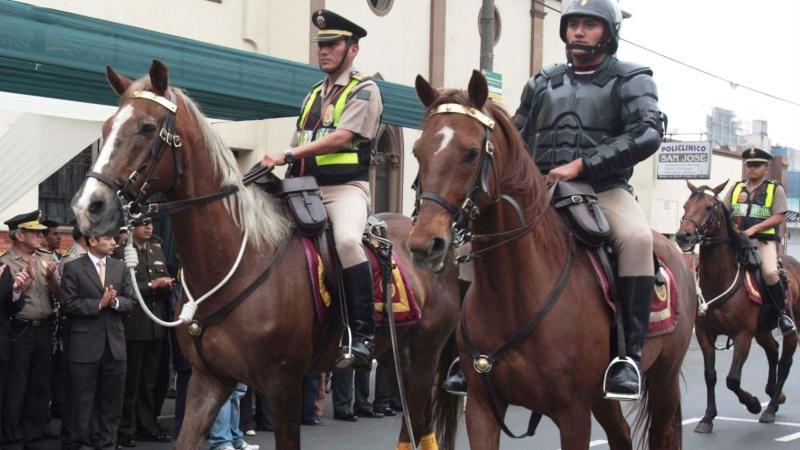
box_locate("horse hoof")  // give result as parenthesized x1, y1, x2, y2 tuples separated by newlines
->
(759, 411, 776, 423)
(694, 421, 713, 433)
(746, 400, 762, 414)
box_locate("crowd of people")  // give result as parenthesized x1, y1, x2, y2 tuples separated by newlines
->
(0, 212, 405, 450)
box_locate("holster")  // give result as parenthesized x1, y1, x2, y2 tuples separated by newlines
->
(280, 176, 328, 236)
(736, 233, 762, 270)
(552, 181, 612, 247)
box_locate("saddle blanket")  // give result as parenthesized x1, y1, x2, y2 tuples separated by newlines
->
(743, 270, 794, 308)
(301, 237, 422, 326)
(587, 249, 679, 337)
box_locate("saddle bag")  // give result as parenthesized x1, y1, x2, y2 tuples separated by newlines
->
(280, 176, 328, 236)
(552, 181, 611, 247)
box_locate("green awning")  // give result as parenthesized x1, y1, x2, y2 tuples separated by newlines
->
(0, 0, 424, 128)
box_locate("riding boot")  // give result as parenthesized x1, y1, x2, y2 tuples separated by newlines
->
(442, 280, 471, 396)
(605, 276, 653, 401)
(338, 261, 376, 369)
(767, 282, 796, 335)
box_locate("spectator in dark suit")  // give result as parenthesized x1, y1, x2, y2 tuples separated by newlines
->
(0, 264, 27, 442)
(61, 234, 136, 450)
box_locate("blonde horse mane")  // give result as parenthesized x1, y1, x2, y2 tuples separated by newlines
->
(177, 90, 290, 249)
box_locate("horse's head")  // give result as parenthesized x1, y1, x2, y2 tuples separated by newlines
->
(407, 70, 496, 272)
(72, 60, 184, 236)
(675, 180, 729, 252)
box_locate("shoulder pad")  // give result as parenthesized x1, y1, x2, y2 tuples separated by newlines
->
(540, 64, 568, 79)
(611, 60, 653, 78)
(37, 248, 52, 254)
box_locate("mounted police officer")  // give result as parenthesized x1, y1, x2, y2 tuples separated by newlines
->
(513, 0, 665, 400)
(261, 9, 383, 368)
(723, 147, 796, 335)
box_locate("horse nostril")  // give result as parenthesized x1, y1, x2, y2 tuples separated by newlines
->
(426, 237, 447, 257)
(88, 200, 105, 215)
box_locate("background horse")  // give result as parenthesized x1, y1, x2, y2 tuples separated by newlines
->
(407, 70, 696, 450)
(675, 181, 799, 430)
(71, 60, 461, 450)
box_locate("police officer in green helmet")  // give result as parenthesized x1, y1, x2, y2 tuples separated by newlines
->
(723, 147, 796, 335)
(261, 9, 383, 368)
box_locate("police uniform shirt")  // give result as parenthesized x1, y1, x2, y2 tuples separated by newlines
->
(723, 181, 788, 215)
(0, 247, 56, 320)
(290, 65, 383, 146)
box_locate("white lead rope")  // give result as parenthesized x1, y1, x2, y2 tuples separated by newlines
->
(697, 262, 741, 316)
(125, 230, 249, 327)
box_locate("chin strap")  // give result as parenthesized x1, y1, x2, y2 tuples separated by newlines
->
(566, 42, 609, 56)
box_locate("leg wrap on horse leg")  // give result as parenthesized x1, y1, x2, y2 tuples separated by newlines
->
(420, 433, 439, 450)
(395, 442, 414, 450)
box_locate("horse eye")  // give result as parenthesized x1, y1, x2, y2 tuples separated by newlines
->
(139, 123, 157, 135)
(463, 148, 480, 163)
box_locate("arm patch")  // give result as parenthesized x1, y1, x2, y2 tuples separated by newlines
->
(356, 90, 372, 100)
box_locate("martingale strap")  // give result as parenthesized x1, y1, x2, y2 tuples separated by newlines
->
(461, 237, 575, 438)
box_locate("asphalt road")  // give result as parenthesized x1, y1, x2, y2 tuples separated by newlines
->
(125, 332, 800, 449)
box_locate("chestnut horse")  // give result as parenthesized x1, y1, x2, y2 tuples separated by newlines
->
(407, 71, 696, 450)
(675, 181, 799, 431)
(71, 60, 461, 450)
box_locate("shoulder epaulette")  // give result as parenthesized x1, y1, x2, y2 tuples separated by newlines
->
(0, 250, 6, 258)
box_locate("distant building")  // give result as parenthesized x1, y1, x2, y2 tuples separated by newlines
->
(706, 107, 740, 148)
(739, 119, 771, 150)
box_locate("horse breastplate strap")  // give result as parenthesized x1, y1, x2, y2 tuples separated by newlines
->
(531, 71, 621, 174)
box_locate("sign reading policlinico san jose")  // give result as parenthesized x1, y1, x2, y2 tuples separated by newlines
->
(656, 141, 712, 180)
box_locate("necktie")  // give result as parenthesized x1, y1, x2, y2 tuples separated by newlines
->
(97, 260, 106, 287)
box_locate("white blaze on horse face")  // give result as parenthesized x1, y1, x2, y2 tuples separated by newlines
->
(74, 104, 134, 211)
(434, 126, 454, 155)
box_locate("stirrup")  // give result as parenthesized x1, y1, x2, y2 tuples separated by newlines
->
(443, 357, 468, 397)
(603, 356, 641, 401)
(335, 326, 354, 369)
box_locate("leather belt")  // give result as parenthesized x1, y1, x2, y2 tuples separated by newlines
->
(11, 317, 49, 328)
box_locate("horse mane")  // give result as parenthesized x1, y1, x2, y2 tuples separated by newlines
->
(426, 89, 568, 254)
(176, 90, 290, 249)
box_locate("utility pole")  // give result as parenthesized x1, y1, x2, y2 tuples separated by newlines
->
(479, 0, 495, 71)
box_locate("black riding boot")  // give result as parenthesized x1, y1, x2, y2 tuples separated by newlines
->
(767, 282, 796, 335)
(338, 262, 376, 369)
(442, 280, 471, 396)
(605, 276, 653, 400)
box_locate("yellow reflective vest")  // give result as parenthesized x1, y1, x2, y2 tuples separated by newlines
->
(730, 180, 778, 239)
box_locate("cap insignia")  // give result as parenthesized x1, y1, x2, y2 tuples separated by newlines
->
(316, 14, 326, 28)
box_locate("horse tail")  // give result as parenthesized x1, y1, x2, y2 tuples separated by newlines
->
(433, 331, 461, 450)
(632, 376, 684, 450)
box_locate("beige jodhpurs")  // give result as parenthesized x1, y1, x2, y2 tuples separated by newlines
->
(321, 181, 370, 269)
(596, 187, 654, 277)
(759, 240, 780, 286)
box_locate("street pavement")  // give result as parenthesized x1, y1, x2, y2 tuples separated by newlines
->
(129, 332, 800, 449)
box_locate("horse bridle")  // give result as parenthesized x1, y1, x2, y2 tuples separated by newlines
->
(413, 103, 554, 260)
(680, 187, 727, 250)
(87, 90, 238, 223)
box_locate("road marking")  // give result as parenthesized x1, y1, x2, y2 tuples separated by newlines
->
(682, 417, 701, 425)
(556, 441, 607, 450)
(716, 416, 800, 427)
(776, 431, 800, 442)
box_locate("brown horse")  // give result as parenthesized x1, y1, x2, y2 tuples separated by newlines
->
(407, 70, 696, 450)
(675, 180, 799, 430)
(71, 60, 461, 450)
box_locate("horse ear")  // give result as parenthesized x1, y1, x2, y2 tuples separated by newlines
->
(467, 69, 488, 109)
(106, 66, 132, 96)
(686, 180, 697, 192)
(415, 74, 439, 108)
(149, 59, 169, 96)
(712, 179, 729, 195)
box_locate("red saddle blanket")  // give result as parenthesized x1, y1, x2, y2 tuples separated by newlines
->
(743, 270, 794, 308)
(301, 237, 421, 326)
(586, 249, 679, 337)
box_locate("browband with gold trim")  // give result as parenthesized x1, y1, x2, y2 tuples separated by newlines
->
(429, 103, 495, 130)
(132, 90, 178, 113)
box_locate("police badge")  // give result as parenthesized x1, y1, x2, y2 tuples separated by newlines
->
(322, 104, 335, 126)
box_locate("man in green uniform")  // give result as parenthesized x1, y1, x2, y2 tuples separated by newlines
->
(261, 9, 383, 368)
(118, 217, 173, 447)
(1, 210, 60, 449)
(723, 147, 796, 335)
